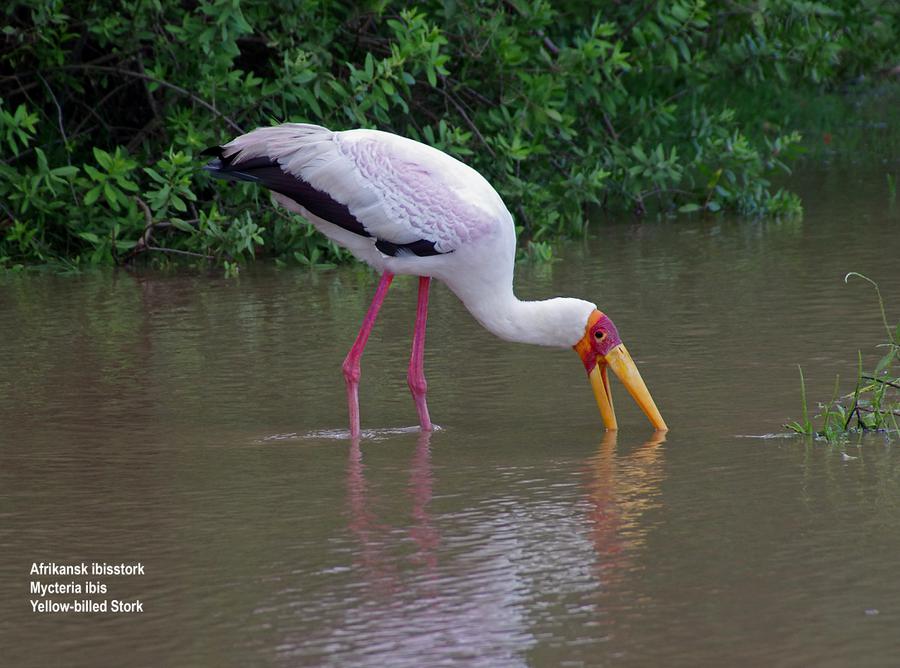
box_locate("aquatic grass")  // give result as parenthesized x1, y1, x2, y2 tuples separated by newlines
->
(820, 374, 845, 442)
(786, 273, 899, 441)
(785, 365, 813, 436)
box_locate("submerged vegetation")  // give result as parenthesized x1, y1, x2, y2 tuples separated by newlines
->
(787, 274, 900, 442)
(2, 1, 899, 270)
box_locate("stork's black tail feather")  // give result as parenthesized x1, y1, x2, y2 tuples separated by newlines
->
(201, 145, 231, 179)
(201, 147, 283, 185)
(200, 145, 227, 173)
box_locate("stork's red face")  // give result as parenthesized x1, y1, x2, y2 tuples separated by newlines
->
(574, 310, 668, 431)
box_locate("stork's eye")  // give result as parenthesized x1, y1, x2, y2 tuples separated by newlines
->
(594, 330, 604, 340)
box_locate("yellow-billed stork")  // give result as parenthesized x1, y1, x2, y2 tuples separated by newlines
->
(203, 124, 667, 437)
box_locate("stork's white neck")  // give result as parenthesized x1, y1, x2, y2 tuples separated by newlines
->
(448, 279, 596, 348)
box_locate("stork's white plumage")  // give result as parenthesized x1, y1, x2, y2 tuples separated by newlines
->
(204, 123, 667, 436)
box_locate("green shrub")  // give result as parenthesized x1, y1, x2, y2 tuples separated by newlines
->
(2, 0, 898, 269)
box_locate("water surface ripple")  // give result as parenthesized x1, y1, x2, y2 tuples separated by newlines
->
(1, 167, 899, 666)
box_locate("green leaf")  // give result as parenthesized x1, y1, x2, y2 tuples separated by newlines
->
(664, 43, 678, 70)
(678, 203, 701, 213)
(92, 147, 112, 169)
(116, 177, 139, 192)
(670, 3, 689, 21)
(144, 167, 167, 184)
(83, 165, 104, 181)
(874, 349, 896, 375)
(171, 219, 196, 234)
(104, 182, 119, 209)
(83, 186, 101, 206)
(51, 165, 79, 178)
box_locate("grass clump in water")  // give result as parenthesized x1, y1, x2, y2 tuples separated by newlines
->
(786, 273, 899, 441)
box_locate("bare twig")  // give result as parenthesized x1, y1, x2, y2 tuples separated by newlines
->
(144, 246, 214, 260)
(71, 81, 133, 136)
(862, 375, 900, 390)
(119, 196, 155, 265)
(858, 405, 900, 417)
(149, 219, 201, 230)
(125, 116, 163, 153)
(0, 125, 97, 165)
(59, 64, 244, 133)
(70, 96, 114, 136)
(619, 2, 657, 38)
(134, 196, 153, 230)
(0, 201, 16, 225)
(602, 113, 619, 141)
(4, 80, 40, 98)
(136, 54, 168, 143)
(439, 76, 496, 157)
(409, 98, 443, 124)
(37, 73, 70, 155)
(537, 30, 560, 56)
(36, 72, 78, 201)
(447, 76, 495, 107)
(124, 240, 215, 264)
(2, 51, 136, 97)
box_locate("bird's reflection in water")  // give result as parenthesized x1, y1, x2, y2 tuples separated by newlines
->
(584, 431, 666, 583)
(334, 429, 665, 664)
(407, 432, 439, 570)
(336, 431, 538, 664)
(345, 431, 438, 595)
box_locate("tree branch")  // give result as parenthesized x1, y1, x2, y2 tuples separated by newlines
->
(862, 375, 900, 390)
(439, 76, 496, 157)
(144, 246, 214, 260)
(59, 64, 244, 133)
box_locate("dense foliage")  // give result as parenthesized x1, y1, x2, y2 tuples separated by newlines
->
(2, 0, 898, 269)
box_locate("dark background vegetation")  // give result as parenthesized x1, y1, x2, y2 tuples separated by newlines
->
(1, 0, 898, 271)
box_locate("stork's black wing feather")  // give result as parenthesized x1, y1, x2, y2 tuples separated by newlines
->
(203, 150, 370, 238)
(202, 146, 452, 257)
(374, 238, 443, 257)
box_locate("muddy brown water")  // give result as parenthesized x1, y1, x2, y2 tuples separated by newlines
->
(1, 166, 899, 666)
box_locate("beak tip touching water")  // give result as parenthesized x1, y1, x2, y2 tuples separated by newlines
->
(574, 311, 667, 432)
(585, 343, 668, 432)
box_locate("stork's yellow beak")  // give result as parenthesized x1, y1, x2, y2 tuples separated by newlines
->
(589, 344, 667, 431)
(575, 311, 667, 431)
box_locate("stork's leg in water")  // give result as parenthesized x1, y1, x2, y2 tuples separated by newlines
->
(342, 272, 394, 438)
(408, 276, 433, 431)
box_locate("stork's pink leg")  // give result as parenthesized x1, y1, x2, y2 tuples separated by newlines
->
(343, 272, 394, 438)
(408, 276, 433, 431)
